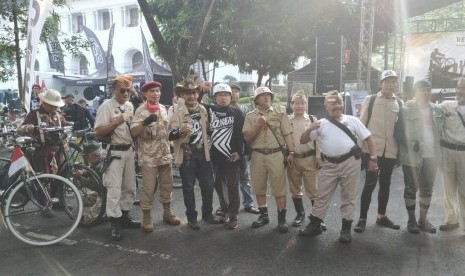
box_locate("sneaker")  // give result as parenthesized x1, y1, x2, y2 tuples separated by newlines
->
(439, 223, 459, 231)
(354, 219, 367, 233)
(407, 219, 420, 234)
(225, 217, 238, 230)
(188, 219, 200, 230)
(418, 219, 436, 234)
(376, 216, 400, 230)
(219, 214, 230, 224)
(215, 207, 224, 216)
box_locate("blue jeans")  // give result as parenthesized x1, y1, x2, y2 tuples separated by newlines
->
(239, 155, 254, 208)
(179, 148, 215, 221)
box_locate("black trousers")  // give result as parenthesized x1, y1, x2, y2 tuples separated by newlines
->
(359, 155, 397, 218)
(214, 161, 241, 216)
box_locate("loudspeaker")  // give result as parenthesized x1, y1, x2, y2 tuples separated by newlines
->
(316, 36, 346, 94)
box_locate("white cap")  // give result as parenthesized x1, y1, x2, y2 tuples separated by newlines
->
(253, 86, 274, 101)
(212, 83, 232, 96)
(380, 70, 398, 82)
(38, 89, 65, 107)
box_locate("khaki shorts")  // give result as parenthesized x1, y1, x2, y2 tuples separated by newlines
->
(250, 151, 287, 196)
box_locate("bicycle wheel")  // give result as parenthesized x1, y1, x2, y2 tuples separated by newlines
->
(4, 174, 83, 246)
(68, 164, 106, 227)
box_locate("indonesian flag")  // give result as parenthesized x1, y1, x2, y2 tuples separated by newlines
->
(8, 147, 30, 177)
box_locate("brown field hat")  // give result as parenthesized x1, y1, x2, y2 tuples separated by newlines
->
(112, 75, 134, 89)
(174, 75, 212, 97)
(38, 89, 65, 107)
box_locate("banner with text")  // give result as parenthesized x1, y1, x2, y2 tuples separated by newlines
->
(45, 34, 65, 74)
(82, 25, 106, 72)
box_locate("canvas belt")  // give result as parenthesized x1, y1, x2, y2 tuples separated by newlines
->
(294, 150, 316, 159)
(253, 147, 281, 155)
(440, 140, 465, 151)
(102, 144, 132, 151)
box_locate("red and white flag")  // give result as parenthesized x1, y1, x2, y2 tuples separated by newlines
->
(8, 147, 30, 177)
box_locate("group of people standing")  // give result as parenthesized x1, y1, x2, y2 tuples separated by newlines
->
(19, 70, 465, 244)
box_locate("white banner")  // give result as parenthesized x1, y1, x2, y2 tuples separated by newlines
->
(404, 31, 465, 90)
(23, 0, 54, 113)
(348, 91, 369, 118)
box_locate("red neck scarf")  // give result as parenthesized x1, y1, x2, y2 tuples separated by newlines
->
(146, 100, 160, 113)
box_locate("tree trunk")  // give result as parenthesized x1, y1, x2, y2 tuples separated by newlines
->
(257, 74, 263, 87)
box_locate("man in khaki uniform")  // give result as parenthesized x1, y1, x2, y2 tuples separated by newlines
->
(354, 70, 403, 233)
(439, 77, 465, 232)
(243, 86, 295, 233)
(287, 91, 321, 227)
(130, 81, 181, 233)
(94, 75, 140, 241)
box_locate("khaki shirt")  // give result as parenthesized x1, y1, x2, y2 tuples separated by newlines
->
(169, 103, 210, 166)
(440, 101, 465, 145)
(360, 92, 402, 159)
(131, 103, 171, 167)
(289, 114, 320, 156)
(94, 97, 133, 145)
(243, 106, 292, 149)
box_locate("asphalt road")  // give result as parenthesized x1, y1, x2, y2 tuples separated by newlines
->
(1, 167, 464, 275)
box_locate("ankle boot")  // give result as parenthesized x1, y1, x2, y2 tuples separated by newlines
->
(121, 210, 141, 229)
(252, 207, 270, 228)
(292, 198, 305, 227)
(407, 209, 420, 234)
(339, 219, 353, 243)
(162, 202, 181, 225)
(110, 217, 121, 241)
(277, 209, 289, 233)
(299, 215, 322, 236)
(142, 209, 154, 232)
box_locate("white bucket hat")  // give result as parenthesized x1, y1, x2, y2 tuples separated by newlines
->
(38, 89, 65, 107)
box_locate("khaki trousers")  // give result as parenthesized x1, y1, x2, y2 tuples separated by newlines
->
(287, 156, 317, 199)
(140, 164, 173, 210)
(312, 156, 360, 221)
(103, 149, 136, 218)
(250, 151, 287, 197)
(442, 148, 465, 226)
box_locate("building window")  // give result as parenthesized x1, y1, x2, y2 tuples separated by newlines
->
(72, 13, 85, 33)
(127, 7, 139, 27)
(99, 10, 111, 30)
(79, 58, 88, 75)
(132, 51, 143, 69)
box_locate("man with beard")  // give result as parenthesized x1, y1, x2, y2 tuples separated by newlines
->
(299, 91, 377, 243)
(169, 75, 220, 230)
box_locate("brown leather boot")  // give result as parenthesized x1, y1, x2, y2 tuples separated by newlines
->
(142, 209, 154, 232)
(162, 203, 181, 225)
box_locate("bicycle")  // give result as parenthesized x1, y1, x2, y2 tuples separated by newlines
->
(36, 125, 106, 227)
(0, 132, 83, 246)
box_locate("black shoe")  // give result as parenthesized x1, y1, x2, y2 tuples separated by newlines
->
(292, 213, 306, 227)
(439, 223, 459, 231)
(110, 217, 121, 241)
(339, 219, 353, 243)
(244, 206, 260, 214)
(407, 219, 420, 234)
(321, 220, 327, 231)
(202, 213, 221, 224)
(418, 219, 436, 234)
(277, 209, 289, 233)
(215, 207, 224, 216)
(353, 219, 366, 233)
(299, 222, 322, 237)
(219, 214, 230, 224)
(188, 219, 200, 230)
(376, 216, 400, 230)
(121, 210, 141, 229)
(252, 214, 270, 228)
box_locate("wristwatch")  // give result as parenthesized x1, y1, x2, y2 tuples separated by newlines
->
(369, 155, 378, 162)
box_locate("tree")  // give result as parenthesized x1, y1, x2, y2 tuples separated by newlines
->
(137, 0, 216, 85)
(0, 0, 89, 92)
(222, 75, 237, 82)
